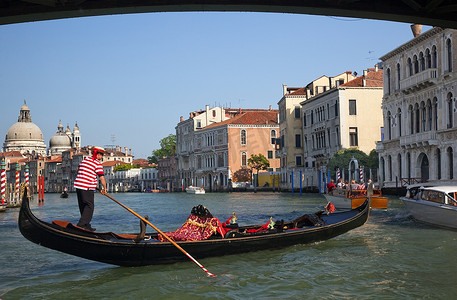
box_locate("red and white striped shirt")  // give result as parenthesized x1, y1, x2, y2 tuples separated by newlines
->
(74, 157, 104, 190)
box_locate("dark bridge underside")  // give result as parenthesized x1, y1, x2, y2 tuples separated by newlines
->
(1, 0, 457, 28)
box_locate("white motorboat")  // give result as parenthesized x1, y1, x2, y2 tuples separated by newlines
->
(185, 186, 205, 194)
(400, 185, 457, 229)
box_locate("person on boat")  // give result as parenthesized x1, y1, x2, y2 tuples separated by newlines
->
(349, 179, 359, 190)
(73, 146, 107, 231)
(326, 180, 336, 194)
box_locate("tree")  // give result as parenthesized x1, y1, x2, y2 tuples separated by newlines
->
(114, 164, 140, 172)
(326, 148, 371, 178)
(148, 134, 176, 164)
(248, 154, 270, 187)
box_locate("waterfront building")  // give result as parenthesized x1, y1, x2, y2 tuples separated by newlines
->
(48, 121, 81, 155)
(45, 156, 63, 193)
(300, 67, 383, 189)
(176, 105, 230, 188)
(158, 155, 178, 191)
(3, 102, 47, 156)
(139, 167, 158, 191)
(103, 146, 134, 164)
(377, 27, 457, 188)
(191, 109, 280, 191)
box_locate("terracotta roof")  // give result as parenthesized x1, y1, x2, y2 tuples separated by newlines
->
(288, 87, 308, 96)
(341, 69, 383, 87)
(0, 151, 24, 158)
(204, 110, 279, 129)
(47, 157, 62, 163)
(102, 160, 128, 167)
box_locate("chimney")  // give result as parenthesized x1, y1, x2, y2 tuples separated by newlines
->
(180, 116, 183, 122)
(363, 69, 367, 87)
(282, 84, 288, 96)
(269, 105, 272, 111)
(375, 64, 378, 72)
(124, 147, 128, 156)
(411, 24, 422, 38)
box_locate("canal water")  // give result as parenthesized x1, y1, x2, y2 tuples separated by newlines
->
(1, 192, 456, 299)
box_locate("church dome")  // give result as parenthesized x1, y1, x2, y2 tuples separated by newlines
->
(6, 122, 44, 141)
(49, 132, 71, 148)
(3, 102, 46, 155)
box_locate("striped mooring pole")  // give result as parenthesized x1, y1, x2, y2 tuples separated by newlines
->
(1, 159, 6, 204)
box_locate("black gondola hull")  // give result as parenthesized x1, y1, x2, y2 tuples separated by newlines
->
(19, 190, 370, 267)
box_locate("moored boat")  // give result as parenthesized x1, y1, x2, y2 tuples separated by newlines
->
(400, 185, 457, 229)
(0, 204, 7, 212)
(18, 188, 370, 267)
(186, 186, 205, 194)
(324, 188, 388, 209)
(60, 191, 69, 198)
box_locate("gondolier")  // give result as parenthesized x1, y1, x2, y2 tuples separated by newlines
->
(74, 146, 107, 231)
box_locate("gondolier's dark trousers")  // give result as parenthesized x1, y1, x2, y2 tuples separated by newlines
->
(76, 188, 95, 227)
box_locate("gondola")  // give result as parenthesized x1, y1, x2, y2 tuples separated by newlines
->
(60, 191, 69, 198)
(19, 188, 370, 267)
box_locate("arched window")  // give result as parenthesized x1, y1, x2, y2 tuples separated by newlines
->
(381, 157, 385, 182)
(448, 147, 454, 179)
(398, 153, 402, 179)
(241, 152, 247, 167)
(427, 99, 433, 131)
(396, 63, 401, 90)
(421, 102, 426, 132)
(386, 68, 391, 95)
(240, 129, 247, 145)
(407, 152, 411, 179)
(387, 111, 392, 140)
(415, 103, 420, 133)
(398, 108, 402, 137)
(432, 45, 437, 68)
(426, 48, 431, 68)
(436, 148, 441, 180)
(447, 93, 453, 129)
(447, 39, 453, 72)
(388, 155, 392, 181)
(409, 105, 414, 134)
(419, 52, 425, 71)
(270, 130, 277, 145)
(434, 97, 438, 130)
(413, 55, 419, 74)
(407, 58, 413, 76)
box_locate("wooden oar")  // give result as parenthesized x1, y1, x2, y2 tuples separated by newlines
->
(102, 191, 216, 277)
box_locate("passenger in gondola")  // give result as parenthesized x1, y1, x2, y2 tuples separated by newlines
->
(327, 180, 336, 194)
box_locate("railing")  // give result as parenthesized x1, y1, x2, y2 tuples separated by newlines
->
(400, 177, 425, 187)
(400, 68, 437, 92)
(400, 131, 438, 148)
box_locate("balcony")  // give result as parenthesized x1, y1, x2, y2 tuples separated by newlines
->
(400, 68, 437, 94)
(311, 148, 329, 158)
(400, 131, 438, 149)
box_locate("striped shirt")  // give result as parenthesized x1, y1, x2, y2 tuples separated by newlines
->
(74, 157, 104, 190)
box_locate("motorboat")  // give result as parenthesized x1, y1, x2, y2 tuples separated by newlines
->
(400, 185, 457, 229)
(186, 186, 205, 194)
(324, 187, 388, 209)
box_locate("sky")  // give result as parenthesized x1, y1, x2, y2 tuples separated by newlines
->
(0, 12, 432, 159)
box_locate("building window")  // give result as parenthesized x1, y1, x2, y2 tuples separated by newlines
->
(197, 120, 201, 128)
(295, 134, 302, 148)
(270, 130, 276, 145)
(434, 98, 438, 130)
(448, 93, 454, 129)
(447, 39, 453, 72)
(396, 63, 401, 90)
(426, 48, 431, 68)
(427, 100, 433, 131)
(294, 107, 300, 119)
(387, 111, 392, 140)
(419, 52, 425, 71)
(241, 152, 247, 167)
(240, 129, 247, 145)
(303, 112, 307, 127)
(432, 46, 437, 68)
(413, 55, 419, 74)
(437, 148, 441, 180)
(335, 100, 339, 117)
(407, 58, 413, 76)
(349, 99, 357, 115)
(349, 127, 358, 147)
(398, 108, 402, 137)
(448, 147, 454, 179)
(295, 155, 303, 167)
(267, 150, 273, 159)
(386, 68, 391, 95)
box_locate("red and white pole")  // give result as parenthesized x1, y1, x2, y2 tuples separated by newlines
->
(359, 167, 364, 182)
(1, 159, 6, 205)
(25, 164, 29, 197)
(15, 163, 20, 201)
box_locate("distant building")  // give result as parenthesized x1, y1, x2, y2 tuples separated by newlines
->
(48, 121, 81, 155)
(300, 66, 383, 188)
(377, 27, 457, 188)
(192, 109, 280, 191)
(158, 155, 178, 191)
(3, 102, 47, 156)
